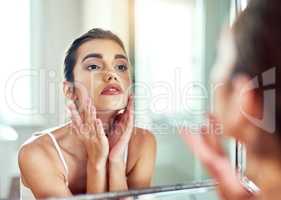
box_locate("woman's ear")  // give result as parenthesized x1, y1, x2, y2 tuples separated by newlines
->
(231, 74, 262, 141)
(63, 80, 77, 101)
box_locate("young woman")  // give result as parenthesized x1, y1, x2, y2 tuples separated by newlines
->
(18, 28, 156, 199)
(181, 0, 281, 199)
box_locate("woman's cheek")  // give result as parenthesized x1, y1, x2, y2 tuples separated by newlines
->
(214, 89, 226, 121)
(120, 75, 131, 92)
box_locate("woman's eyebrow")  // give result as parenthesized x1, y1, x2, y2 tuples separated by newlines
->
(115, 54, 128, 60)
(82, 53, 103, 62)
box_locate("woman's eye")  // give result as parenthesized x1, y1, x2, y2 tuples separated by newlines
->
(116, 64, 128, 72)
(87, 64, 100, 71)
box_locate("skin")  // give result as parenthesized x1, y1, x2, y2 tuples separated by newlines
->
(181, 29, 281, 200)
(18, 39, 157, 199)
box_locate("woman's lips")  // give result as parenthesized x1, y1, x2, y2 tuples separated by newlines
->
(101, 84, 123, 95)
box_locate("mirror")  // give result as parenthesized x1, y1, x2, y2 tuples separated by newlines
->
(0, 0, 242, 199)
(133, 0, 236, 185)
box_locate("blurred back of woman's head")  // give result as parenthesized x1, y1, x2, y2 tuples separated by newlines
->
(230, 0, 281, 137)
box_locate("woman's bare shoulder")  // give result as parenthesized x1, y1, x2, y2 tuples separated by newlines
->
(18, 134, 53, 170)
(19, 124, 70, 164)
(132, 127, 156, 146)
(127, 127, 157, 176)
(18, 132, 64, 181)
(18, 132, 72, 196)
(128, 127, 156, 160)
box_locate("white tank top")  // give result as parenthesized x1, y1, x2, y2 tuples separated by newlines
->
(19, 129, 129, 200)
(20, 132, 69, 200)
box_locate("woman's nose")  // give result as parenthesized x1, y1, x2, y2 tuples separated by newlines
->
(103, 72, 118, 82)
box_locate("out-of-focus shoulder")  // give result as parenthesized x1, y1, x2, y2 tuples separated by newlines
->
(133, 127, 156, 147)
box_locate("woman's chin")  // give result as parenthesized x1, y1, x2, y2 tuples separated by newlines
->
(95, 95, 128, 111)
(97, 105, 126, 111)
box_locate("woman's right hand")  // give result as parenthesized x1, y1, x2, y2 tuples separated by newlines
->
(180, 114, 257, 200)
(68, 97, 109, 165)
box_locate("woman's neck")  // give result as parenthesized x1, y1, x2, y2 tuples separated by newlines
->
(62, 110, 120, 161)
(245, 134, 281, 199)
(96, 110, 119, 134)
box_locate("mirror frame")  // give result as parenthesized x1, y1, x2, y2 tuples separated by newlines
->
(42, 0, 249, 199)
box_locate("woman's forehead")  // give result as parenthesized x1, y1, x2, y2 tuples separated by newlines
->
(77, 39, 126, 60)
(211, 28, 237, 82)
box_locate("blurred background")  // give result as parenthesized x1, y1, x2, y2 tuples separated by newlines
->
(0, 0, 248, 199)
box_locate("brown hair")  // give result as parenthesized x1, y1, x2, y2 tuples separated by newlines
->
(231, 0, 281, 134)
(64, 28, 126, 82)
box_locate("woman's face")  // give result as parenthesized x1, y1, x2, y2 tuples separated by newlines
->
(212, 29, 267, 144)
(210, 29, 239, 137)
(72, 39, 131, 111)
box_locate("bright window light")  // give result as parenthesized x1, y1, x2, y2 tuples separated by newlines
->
(0, 0, 31, 125)
(135, 0, 204, 117)
(241, 0, 248, 11)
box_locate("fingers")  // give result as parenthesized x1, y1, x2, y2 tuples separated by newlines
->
(180, 127, 228, 179)
(68, 98, 100, 139)
(68, 98, 109, 161)
(68, 101, 83, 128)
(95, 119, 106, 139)
(126, 95, 134, 123)
(180, 128, 216, 163)
(80, 96, 99, 137)
(91, 103, 96, 121)
(126, 95, 134, 116)
(68, 101, 85, 140)
(127, 94, 134, 113)
(85, 96, 97, 125)
(180, 127, 246, 198)
(180, 128, 225, 181)
(121, 95, 134, 126)
(109, 95, 134, 150)
(204, 113, 225, 156)
(187, 113, 225, 157)
(85, 97, 91, 124)
(120, 95, 134, 123)
(113, 95, 134, 131)
(121, 95, 134, 143)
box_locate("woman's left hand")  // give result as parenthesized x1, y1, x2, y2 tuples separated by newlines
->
(108, 95, 134, 164)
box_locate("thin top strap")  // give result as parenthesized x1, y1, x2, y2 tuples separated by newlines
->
(124, 146, 129, 179)
(46, 132, 69, 186)
(124, 146, 128, 163)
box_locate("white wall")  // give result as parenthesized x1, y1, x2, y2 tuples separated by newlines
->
(82, 0, 130, 55)
(0, 0, 83, 198)
(30, 0, 83, 128)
